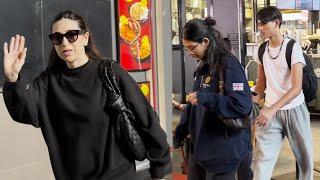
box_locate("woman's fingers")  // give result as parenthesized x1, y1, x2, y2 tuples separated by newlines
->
(3, 35, 27, 68)
(13, 35, 20, 52)
(19, 48, 27, 63)
(6, 35, 24, 54)
(9, 36, 15, 53)
(191, 98, 197, 105)
(3, 42, 8, 56)
(18, 36, 25, 53)
(2, 35, 26, 83)
(4, 35, 26, 58)
(187, 92, 198, 105)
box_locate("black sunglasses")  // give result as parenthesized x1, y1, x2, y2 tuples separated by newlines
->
(49, 30, 85, 45)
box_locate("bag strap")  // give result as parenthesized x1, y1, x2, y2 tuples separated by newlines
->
(218, 67, 225, 94)
(258, 41, 268, 65)
(99, 59, 121, 95)
(285, 39, 295, 70)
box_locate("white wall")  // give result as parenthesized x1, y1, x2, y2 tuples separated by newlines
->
(0, 96, 54, 180)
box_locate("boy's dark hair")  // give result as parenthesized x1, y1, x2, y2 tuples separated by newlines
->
(256, 6, 282, 27)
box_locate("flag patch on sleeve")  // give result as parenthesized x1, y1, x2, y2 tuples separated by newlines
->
(232, 83, 244, 91)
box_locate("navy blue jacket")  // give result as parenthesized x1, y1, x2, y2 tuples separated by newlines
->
(174, 55, 252, 174)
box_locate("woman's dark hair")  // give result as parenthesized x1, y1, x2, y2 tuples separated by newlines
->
(182, 17, 231, 70)
(48, 10, 104, 67)
(222, 38, 232, 52)
(256, 6, 282, 27)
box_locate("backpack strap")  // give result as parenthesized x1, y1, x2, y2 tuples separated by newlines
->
(258, 41, 268, 65)
(285, 39, 296, 70)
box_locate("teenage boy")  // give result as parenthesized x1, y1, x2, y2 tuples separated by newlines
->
(252, 6, 313, 180)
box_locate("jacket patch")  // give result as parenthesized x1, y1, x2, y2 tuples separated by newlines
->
(205, 76, 211, 84)
(232, 83, 244, 91)
(201, 75, 212, 88)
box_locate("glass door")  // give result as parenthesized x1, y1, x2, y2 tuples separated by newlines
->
(171, 0, 208, 102)
(185, 0, 208, 21)
(171, 0, 208, 46)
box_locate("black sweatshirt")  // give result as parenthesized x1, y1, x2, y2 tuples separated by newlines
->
(3, 59, 171, 180)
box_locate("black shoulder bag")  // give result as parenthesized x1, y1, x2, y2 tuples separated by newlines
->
(99, 60, 146, 161)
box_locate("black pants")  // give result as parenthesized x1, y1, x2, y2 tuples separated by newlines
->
(237, 128, 253, 180)
(237, 150, 253, 180)
(188, 153, 237, 180)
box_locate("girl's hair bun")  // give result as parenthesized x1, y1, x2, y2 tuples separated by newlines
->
(204, 17, 216, 26)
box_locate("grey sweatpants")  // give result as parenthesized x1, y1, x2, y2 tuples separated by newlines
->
(252, 103, 313, 180)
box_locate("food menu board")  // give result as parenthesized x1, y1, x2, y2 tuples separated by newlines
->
(314, 0, 320, 10)
(118, 0, 152, 71)
(277, 0, 320, 10)
(296, 0, 313, 10)
(276, 0, 295, 9)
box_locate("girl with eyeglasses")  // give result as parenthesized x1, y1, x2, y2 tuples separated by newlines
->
(174, 18, 252, 180)
(2, 10, 171, 180)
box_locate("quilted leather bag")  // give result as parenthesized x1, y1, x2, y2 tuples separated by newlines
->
(99, 60, 146, 161)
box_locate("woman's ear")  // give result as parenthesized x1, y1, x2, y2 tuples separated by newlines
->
(202, 38, 210, 48)
(83, 32, 90, 46)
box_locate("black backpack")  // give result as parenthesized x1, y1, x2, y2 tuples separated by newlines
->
(258, 39, 318, 102)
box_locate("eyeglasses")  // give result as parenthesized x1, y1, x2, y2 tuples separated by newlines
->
(184, 42, 199, 53)
(49, 30, 85, 45)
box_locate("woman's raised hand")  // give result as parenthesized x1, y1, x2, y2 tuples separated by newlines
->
(3, 35, 27, 82)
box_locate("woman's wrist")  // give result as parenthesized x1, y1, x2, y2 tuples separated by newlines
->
(5, 73, 18, 83)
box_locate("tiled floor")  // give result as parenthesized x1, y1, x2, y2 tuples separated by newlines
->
(171, 108, 320, 180)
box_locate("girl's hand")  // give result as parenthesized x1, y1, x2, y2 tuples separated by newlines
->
(3, 35, 27, 82)
(187, 92, 198, 105)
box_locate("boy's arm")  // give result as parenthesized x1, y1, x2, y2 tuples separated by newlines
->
(254, 64, 266, 103)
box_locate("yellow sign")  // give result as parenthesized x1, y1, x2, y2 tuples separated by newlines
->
(140, 84, 149, 96)
(248, 81, 254, 87)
